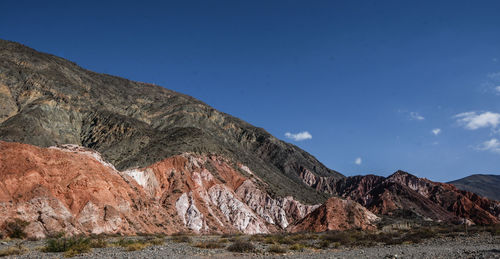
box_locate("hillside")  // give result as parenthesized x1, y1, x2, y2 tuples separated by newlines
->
(0, 39, 342, 204)
(449, 174, 500, 201)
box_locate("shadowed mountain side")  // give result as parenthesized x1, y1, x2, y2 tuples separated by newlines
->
(449, 174, 500, 201)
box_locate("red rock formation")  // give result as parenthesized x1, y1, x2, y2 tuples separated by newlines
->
(386, 171, 500, 225)
(0, 141, 321, 238)
(300, 170, 500, 225)
(289, 197, 379, 233)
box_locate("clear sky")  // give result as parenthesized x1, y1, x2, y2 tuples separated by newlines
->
(1, 0, 500, 181)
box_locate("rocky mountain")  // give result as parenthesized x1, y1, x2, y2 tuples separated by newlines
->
(0, 141, 336, 238)
(0, 39, 499, 238)
(0, 39, 341, 205)
(449, 174, 500, 201)
(299, 171, 500, 225)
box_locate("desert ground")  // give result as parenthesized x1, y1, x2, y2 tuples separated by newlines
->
(0, 226, 499, 259)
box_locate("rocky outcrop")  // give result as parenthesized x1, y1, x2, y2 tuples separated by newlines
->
(289, 197, 379, 233)
(235, 179, 320, 229)
(0, 141, 328, 238)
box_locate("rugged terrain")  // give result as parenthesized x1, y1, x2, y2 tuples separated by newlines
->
(299, 170, 500, 225)
(0, 39, 341, 205)
(0, 39, 500, 240)
(0, 141, 374, 238)
(449, 174, 500, 201)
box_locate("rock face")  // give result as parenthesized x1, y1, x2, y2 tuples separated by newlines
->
(0, 141, 322, 238)
(0, 39, 341, 205)
(289, 197, 379, 233)
(449, 174, 500, 201)
(300, 170, 500, 225)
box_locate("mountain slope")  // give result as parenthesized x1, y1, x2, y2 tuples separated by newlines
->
(449, 174, 500, 201)
(0, 39, 342, 204)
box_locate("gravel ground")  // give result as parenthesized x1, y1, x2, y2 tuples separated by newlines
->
(0, 233, 498, 259)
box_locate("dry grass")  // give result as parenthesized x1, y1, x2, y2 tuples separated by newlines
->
(227, 240, 255, 253)
(0, 244, 27, 257)
(43, 236, 93, 257)
(125, 243, 150, 251)
(289, 243, 306, 251)
(193, 241, 225, 249)
(267, 244, 287, 254)
(170, 235, 191, 243)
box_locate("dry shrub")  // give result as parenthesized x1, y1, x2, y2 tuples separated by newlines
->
(193, 241, 225, 249)
(267, 244, 287, 254)
(3, 219, 29, 239)
(227, 240, 255, 253)
(0, 243, 27, 257)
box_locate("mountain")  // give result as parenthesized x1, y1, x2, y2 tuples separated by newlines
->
(299, 170, 500, 225)
(0, 39, 499, 238)
(449, 174, 500, 201)
(0, 39, 342, 205)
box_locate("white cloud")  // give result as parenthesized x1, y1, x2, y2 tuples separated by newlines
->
(495, 86, 500, 94)
(410, 112, 425, 121)
(476, 138, 500, 153)
(284, 131, 312, 141)
(494, 58, 498, 62)
(355, 157, 362, 165)
(454, 111, 500, 130)
(432, 128, 441, 135)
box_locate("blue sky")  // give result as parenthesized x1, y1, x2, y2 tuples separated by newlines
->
(1, 0, 500, 181)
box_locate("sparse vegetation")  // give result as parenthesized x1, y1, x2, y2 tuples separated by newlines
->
(115, 238, 153, 251)
(89, 237, 108, 248)
(1, 223, 496, 257)
(262, 234, 294, 245)
(42, 235, 111, 257)
(267, 244, 287, 253)
(193, 240, 225, 249)
(125, 242, 150, 251)
(227, 240, 255, 253)
(0, 243, 27, 257)
(318, 239, 330, 249)
(217, 237, 229, 243)
(289, 243, 306, 251)
(43, 236, 93, 257)
(110, 236, 165, 252)
(170, 234, 191, 243)
(3, 219, 29, 239)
